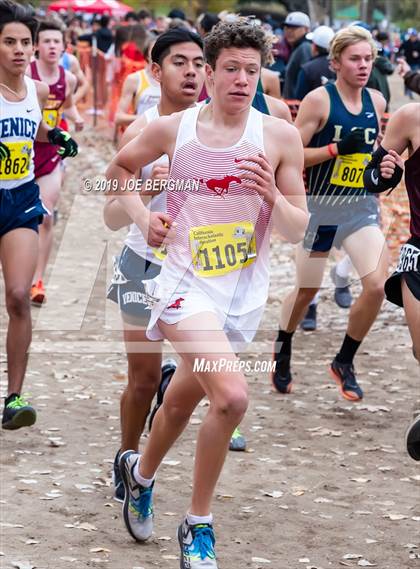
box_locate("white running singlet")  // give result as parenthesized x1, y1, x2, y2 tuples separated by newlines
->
(0, 76, 42, 189)
(145, 104, 273, 341)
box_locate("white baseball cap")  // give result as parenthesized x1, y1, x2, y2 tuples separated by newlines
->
(283, 12, 311, 28)
(306, 25, 335, 50)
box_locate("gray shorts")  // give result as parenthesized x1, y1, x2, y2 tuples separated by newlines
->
(107, 246, 161, 324)
(303, 194, 380, 252)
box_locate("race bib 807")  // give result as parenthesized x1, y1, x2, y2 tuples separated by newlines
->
(330, 153, 371, 188)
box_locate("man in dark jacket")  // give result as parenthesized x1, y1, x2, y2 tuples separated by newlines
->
(295, 25, 335, 100)
(282, 11, 312, 99)
(367, 44, 394, 111)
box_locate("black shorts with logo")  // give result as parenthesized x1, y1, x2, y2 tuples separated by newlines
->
(385, 236, 420, 307)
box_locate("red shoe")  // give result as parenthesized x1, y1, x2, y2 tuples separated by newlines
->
(30, 280, 46, 305)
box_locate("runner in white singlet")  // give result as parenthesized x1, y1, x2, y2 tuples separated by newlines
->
(103, 28, 205, 505)
(107, 21, 307, 568)
(0, 1, 78, 430)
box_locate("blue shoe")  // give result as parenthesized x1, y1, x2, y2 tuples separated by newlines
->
(406, 415, 420, 461)
(229, 427, 247, 451)
(112, 449, 124, 503)
(300, 303, 317, 331)
(119, 451, 154, 541)
(329, 358, 363, 401)
(178, 518, 218, 569)
(148, 358, 177, 431)
(2, 394, 36, 430)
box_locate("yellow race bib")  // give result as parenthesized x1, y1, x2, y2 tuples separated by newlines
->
(330, 153, 371, 188)
(189, 221, 257, 278)
(152, 244, 167, 261)
(42, 108, 60, 128)
(0, 141, 33, 180)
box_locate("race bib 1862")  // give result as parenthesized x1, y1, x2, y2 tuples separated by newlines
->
(189, 221, 257, 278)
(330, 153, 371, 188)
(0, 141, 33, 180)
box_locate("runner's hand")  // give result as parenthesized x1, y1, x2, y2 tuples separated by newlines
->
(137, 211, 176, 248)
(337, 128, 366, 155)
(75, 118, 84, 132)
(47, 127, 78, 158)
(397, 57, 411, 77)
(235, 153, 277, 205)
(151, 164, 169, 181)
(0, 141, 10, 161)
(379, 149, 404, 179)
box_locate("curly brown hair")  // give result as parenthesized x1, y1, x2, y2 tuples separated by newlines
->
(204, 18, 273, 69)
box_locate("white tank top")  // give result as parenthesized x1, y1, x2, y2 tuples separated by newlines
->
(0, 76, 42, 189)
(156, 105, 272, 315)
(124, 105, 168, 264)
(134, 69, 161, 116)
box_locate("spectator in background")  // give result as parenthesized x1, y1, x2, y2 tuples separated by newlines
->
(168, 8, 186, 21)
(282, 11, 311, 99)
(295, 25, 335, 100)
(376, 30, 392, 60)
(124, 12, 139, 25)
(138, 9, 153, 29)
(152, 16, 169, 34)
(196, 12, 220, 37)
(399, 28, 420, 69)
(79, 15, 113, 53)
(399, 28, 420, 99)
(367, 41, 394, 111)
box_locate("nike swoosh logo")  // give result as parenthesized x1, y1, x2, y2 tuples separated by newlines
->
(24, 206, 36, 214)
(365, 112, 374, 118)
(371, 171, 379, 186)
(26, 108, 34, 113)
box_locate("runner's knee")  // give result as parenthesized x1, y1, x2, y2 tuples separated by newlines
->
(363, 277, 386, 300)
(213, 386, 249, 422)
(126, 369, 160, 402)
(6, 287, 31, 317)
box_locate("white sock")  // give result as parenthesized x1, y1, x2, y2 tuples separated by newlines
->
(310, 291, 320, 306)
(133, 457, 154, 488)
(336, 255, 353, 279)
(187, 512, 213, 526)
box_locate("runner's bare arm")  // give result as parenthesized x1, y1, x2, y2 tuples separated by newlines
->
(264, 95, 292, 123)
(236, 121, 308, 243)
(69, 54, 89, 104)
(261, 68, 281, 99)
(62, 71, 84, 130)
(295, 88, 333, 167)
(106, 116, 177, 246)
(119, 115, 147, 149)
(380, 104, 413, 155)
(272, 123, 308, 242)
(115, 73, 139, 128)
(103, 115, 148, 231)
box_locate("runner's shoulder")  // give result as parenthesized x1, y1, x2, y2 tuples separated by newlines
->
(264, 94, 292, 122)
(388, 102, 420, 131)
(263, 113, 301, 147)
(300, 86, 330, 113)
(366, 87, 386, 114)
(34, 79, 49, 105)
